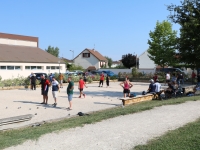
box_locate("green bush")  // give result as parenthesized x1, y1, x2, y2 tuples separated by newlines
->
(87, 77, 93, 83)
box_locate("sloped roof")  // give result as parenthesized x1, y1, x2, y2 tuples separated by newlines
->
(0, 44, 65, 63)
(61, 57, 73, 63)
(87, 49, 107, 61)
(74, 48, 107, 61)
(86, 66, 96, 70)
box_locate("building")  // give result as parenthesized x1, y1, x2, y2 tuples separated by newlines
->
(73, 48, 107, 71)
(111, 60, 121, 68)
(0, 32, 65, 80)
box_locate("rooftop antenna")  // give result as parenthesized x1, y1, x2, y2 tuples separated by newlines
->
(94, 44, 95, 50)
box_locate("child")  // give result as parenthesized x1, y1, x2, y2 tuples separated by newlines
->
(106, 75, 110, 88)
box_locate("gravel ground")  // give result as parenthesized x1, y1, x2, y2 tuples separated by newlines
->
(5, 100, 200, 150)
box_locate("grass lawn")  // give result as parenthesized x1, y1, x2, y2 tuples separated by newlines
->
(0, 96, 200, 149)
(134, 118, 200, 150)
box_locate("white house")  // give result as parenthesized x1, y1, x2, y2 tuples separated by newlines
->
(73, 48, 107, 71)
(111, 60, 121, 68)
(138, 50, 156, 73)
(0, 32, 65, 80)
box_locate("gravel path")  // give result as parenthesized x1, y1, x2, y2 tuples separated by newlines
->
(5, 100, 200, 150)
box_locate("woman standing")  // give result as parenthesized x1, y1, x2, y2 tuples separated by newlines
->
(120, 77, 133, 98)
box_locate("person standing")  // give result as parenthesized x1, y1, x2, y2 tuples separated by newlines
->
(30, 74, 36, 90)
(153, 73, 158, 83)
(120, 77, 133, 98)
(83, 73, 87, 83)
(192, 71, 196, 84)
(49, 73, 53, 83)
(197, 72, 200, 86)
(58, 73, 64, 88)
(40, 75, 50, 105)
(106, 75, 110, 88)
(165, 72, 171, 85)
(67, 77, 74, 110)
(51, 77, 60, 107)
(98, 72, 104, 87)
(78, 77, 87, 98)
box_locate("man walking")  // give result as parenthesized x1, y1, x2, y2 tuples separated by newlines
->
(98, 72, 104, 87)
(40, 75, 50, 105)
(51, 77, 60, 107)
(58, 73, 64, 88)
(67, 77, 74, 110)
(78, 77, 87, 98)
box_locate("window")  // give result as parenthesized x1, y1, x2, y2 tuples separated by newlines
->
(15, 66, 21, 70)
(7, 66, 14, 70)
(46, 66, 50, 69)
(0, 66, 6, 70)
(51, 66, 55, 70)
(25, 66, 30, 70)
(56, 66, 60, 69)
(83, 53, 90, 58)
(31, 66, 37, 70)
(37, 66, 42, 70)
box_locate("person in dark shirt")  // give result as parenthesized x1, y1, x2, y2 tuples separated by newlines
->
(106, 75, 110, 88)
(40, 75, 50, 104)
(197, 72, 200, 86)
(30, 74, 36, 90)
(147, 79, 156, 93)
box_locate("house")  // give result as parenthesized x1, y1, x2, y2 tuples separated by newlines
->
(111, 60, 121, 68)
(0, 32, 65, 80)
(73, 48, 107, 71)
(138, 50, 156, 73)
(61, 57, 73, 64)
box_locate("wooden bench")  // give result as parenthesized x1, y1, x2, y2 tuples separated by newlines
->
(120, 94, 153, 106)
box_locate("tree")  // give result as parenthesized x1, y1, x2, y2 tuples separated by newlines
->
(121, 54, 136, 69)
(104, 56, 113, 68)
(167, 0, 200, 70)
(147, 20, 177, 68)
(45, 46, 59, 57)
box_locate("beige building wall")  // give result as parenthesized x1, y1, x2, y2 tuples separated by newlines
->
(0, 62, 65, 80)
(0, 38, 37, 47)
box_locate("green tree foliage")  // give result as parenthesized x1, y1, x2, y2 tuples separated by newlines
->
(45, 46, 59, 57)
(147, 20, 177, 68)
(104, 56, 113, 68)
(68, 64, 83, 71)
(121, 54, 136, 69)
(168, 0, 200, 69)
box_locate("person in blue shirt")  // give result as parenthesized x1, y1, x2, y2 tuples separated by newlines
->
(147, 79, 156, 93)
(49, 73, 53, 82)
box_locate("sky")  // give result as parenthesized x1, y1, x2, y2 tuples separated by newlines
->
(0, 0, 182, 61)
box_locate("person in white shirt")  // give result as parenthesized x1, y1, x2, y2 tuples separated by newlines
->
(165, 72, 171, 85)
(51, 77, 60, 107)
(154, 79, 163, 100)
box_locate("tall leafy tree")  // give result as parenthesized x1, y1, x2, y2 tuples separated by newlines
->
(147, 20, 177, 68)
(45, 46, 59, 57)
(168, 0, 200, 70)
(121, 54, 136, 69)
(104, 56, 113, 68)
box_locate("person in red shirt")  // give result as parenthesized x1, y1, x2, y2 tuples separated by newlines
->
(192, 71, 196, 84)
(98, 72, 104, 87)
(40, 75, 50, 104)
(78, 77, 87, 98)
(153, 73, 158, 83)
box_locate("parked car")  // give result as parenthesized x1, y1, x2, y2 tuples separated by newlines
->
(156, 68, 185, 74)
(102, 70, 118, 77)
(91, 71, 107, 76)
(33, 73, 48, 80)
